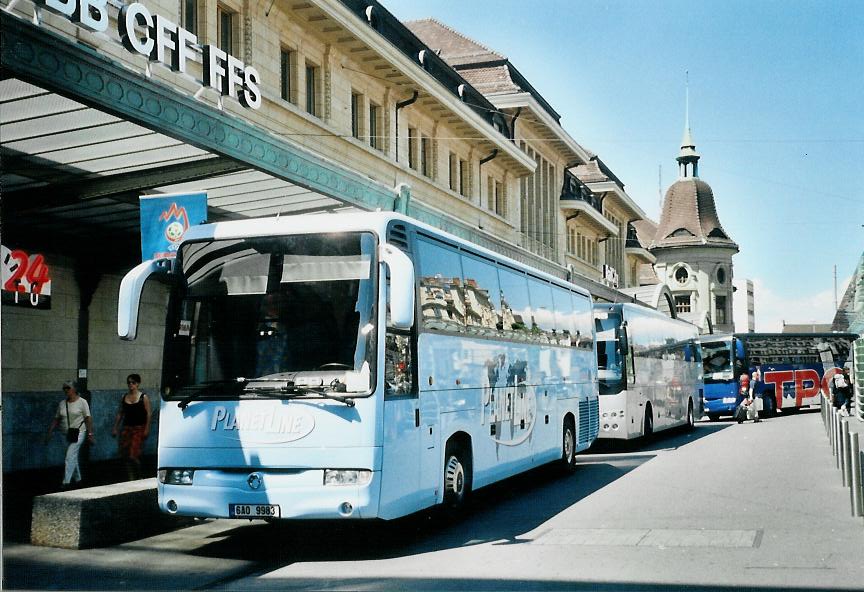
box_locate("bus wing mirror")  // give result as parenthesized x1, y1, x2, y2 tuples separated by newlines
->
(379, 244, 414, 330)
(117, 259, 170, 340)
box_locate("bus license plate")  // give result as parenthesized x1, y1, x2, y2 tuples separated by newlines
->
(229, 504, 281, 518)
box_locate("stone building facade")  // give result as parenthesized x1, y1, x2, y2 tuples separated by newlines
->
(0, 0, 658, 473)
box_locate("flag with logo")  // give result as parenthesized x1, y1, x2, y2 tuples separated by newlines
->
(140, 193, 207, 261)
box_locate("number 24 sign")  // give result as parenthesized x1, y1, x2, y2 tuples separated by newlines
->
(2, 245, 52, 309)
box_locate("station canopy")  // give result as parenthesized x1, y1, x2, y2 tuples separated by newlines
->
(1, 78, 358, 269)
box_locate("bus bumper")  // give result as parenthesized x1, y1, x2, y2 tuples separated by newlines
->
(157, 468, 381, 520)
(704, 398, 737, 416)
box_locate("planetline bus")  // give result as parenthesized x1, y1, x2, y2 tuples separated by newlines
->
(119, 212, 600, 520)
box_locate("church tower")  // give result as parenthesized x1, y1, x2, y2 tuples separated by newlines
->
(651, 104, 738, 333)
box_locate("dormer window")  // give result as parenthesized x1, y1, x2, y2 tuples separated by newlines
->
(675, 266, 689, 285)
(716, 267, 726, 284)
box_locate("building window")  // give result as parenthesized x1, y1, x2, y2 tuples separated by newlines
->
(715, 295, 727, 325)
(421, 137, 431, 178)
(182, 0, 198, 35)
(350, 92, 362, 139)
(489, 179, 504, 217)
(675, 294, 691, 314)
(280, 49, 295, 103)
(459, 159, 469, 197)
(217, 5, 235, 54)
(369, 102, 381, 150)
(675, 266, 689, 285)
(305, 62, 320, 117)
(407, 127, 418, 170)
(518, 144, 558, 259)
(717, 267, 726, 284)
(449, 152, 458, 192)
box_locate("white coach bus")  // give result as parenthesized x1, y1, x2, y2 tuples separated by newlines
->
(594, 303, 703, 440)
(118, 212, 599, 521)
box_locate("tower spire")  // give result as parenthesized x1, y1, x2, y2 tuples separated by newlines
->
(677, 72, 700, 178)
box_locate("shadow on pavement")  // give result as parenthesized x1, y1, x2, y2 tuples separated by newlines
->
(587, 421, 731, 455)
(184, 453, 654, 566)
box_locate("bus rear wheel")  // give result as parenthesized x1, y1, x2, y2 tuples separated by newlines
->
(443, 443, 471, 513)
(560, 417, 577, 474)
(685, 399, 695, 431)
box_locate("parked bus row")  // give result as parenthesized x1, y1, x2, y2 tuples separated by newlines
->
(117, 211, 852, 523)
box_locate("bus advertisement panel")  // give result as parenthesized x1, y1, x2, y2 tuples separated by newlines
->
(701, 333, 856, 420)
(117, 212, 599, 521)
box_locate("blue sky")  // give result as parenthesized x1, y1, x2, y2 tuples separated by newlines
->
(383, 0, 864, 331)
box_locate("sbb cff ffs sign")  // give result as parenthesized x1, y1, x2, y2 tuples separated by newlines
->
(35, 0, 261, 109)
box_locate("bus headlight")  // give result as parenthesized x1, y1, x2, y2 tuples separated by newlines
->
(158, 469, 194, 485)
(324, 469, 372, 486)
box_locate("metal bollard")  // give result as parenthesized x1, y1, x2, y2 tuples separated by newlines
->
(841, 420, 851, 487)
(832, 409, 839, 463)
(850, 432, 863, 517)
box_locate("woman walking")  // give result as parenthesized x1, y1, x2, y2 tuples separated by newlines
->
(111, 373, 152, 480)
(44, 380, 95, 488)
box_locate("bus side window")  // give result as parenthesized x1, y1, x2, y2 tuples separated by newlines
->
(416, 238, 465, 333)
(385, 332, 413, 397)
(571, 292, 593, 350)
(461, 253, 502, 337)
(528, 280, 555, 343)
(622, 323, 635, 384)
(498, 267, 531, 338)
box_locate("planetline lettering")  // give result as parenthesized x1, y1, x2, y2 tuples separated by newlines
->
(211, 406, 314, 435)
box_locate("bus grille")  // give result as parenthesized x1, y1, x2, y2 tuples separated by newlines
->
(578, 398, 599, 444)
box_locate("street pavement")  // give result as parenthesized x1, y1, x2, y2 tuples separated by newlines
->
(4, 409, 863, 591)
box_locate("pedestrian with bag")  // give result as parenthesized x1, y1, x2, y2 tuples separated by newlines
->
(44, 380, 95, 488)
(832, 366, 853, 417)
(111, 373, 152, 480)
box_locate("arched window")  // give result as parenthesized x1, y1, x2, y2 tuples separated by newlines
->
(674, 266, 689, 285)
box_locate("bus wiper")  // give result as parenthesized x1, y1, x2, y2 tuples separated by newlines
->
(289, 383, 356, 407)
(177, 378, 248, 410)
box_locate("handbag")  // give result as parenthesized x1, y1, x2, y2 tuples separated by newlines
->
(65, 401, 82, 443)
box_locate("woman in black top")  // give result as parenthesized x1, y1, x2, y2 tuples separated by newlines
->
(111, 373, 152, 480)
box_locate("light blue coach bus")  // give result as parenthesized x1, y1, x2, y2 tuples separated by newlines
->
(118, 212, 599, 521)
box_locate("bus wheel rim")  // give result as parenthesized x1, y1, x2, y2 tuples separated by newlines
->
(445, 456, 464, 497)
(564, 427, 574, 462)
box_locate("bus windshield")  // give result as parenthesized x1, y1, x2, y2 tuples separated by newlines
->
(595, 311, 623, 395)
(702, 340, 733, 383)
(163, 232, 377, 398)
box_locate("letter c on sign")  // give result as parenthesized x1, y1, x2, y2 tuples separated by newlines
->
(119, 3, 155, 57)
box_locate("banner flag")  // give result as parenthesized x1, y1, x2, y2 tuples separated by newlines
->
(140, 193, 207, 261)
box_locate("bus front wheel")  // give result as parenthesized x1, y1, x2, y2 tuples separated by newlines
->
(560, 417, 577, 474)
(443, 443, 471, 512)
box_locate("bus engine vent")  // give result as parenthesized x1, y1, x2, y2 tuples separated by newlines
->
(578, 398, 600, 445)
(578, 400, 590, 445)
(387, 224, 409, 252)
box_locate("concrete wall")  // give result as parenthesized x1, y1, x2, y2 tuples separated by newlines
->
(2, 257, 168, 473)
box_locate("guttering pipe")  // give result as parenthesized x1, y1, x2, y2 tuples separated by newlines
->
(510, 107, 522, 141)
(479, 149, 498, 167)
(395, 90, 419, 163)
